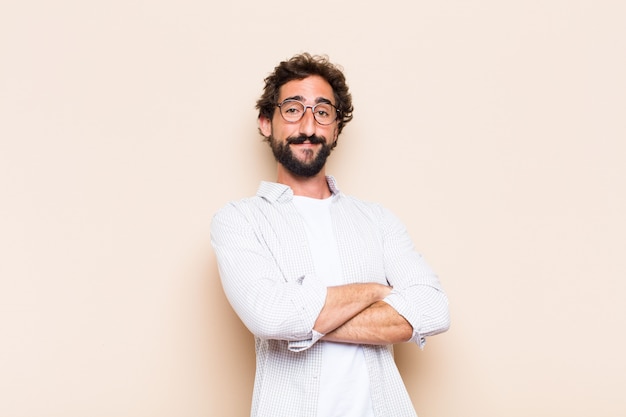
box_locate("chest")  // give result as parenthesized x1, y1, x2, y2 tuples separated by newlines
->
(252, 202, 387, 285)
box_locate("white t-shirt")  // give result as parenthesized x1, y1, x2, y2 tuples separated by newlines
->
(293, 196, 374, 417)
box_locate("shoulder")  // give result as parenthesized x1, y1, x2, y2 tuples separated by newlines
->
(335, 192, 388, 217)
(211, 196, 266, 230)
(335, 193, 407, 232)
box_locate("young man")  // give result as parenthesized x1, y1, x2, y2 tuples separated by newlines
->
(211, 53, 450, 417)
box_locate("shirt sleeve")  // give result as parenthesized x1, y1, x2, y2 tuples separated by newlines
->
(379, 206, 450, 348)
(210, 203, 327, 350)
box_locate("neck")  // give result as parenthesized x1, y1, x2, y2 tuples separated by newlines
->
(276, 165, 331, 199)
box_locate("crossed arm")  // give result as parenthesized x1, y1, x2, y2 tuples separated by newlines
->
(313, 283, 414, 345)
(211, 203, 449, 349)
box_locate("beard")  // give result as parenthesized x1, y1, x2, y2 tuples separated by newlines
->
(269, 134, 333, 178)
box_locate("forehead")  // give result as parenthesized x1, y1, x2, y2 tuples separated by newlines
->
(278, 75, 335, 103)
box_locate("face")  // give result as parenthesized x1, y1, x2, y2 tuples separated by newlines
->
(259, 75, 339, 178)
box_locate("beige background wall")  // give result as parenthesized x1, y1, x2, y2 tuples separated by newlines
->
(1, 1, 625, 416)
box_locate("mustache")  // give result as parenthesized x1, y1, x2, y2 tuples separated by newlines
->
(286, 135, 326, 145)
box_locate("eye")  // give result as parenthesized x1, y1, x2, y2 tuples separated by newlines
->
(281, 101, 304, 115)
(315, 104, 332, 118)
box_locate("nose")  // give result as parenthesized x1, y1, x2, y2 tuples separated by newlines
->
(298, 107, 317, 137)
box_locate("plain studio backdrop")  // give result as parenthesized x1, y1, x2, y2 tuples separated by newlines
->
(1, 1, 625, 416)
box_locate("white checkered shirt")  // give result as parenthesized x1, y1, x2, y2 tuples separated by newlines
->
(211, 176, 450, 417)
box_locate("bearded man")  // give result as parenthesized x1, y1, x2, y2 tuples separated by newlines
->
(211, 53, 450, 417)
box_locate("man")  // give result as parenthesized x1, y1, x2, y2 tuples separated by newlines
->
(211, 53, 450, 417)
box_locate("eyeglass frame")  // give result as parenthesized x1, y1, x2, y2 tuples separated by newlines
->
(276, 98, 341, 126)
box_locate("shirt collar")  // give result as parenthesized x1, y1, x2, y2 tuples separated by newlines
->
(256, 175, 341, 203)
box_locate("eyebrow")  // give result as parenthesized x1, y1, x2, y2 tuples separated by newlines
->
(283, 95, 334, 105)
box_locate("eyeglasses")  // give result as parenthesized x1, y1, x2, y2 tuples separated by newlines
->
(277, 99, 340, 125)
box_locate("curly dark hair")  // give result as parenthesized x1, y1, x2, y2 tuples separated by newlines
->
(256, 53, 354, 140)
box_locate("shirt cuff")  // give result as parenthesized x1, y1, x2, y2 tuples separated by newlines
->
(383, 291, 426, 349)
(287, 329, 325, 352)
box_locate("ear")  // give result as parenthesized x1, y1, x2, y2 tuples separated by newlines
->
(259, 116, 272, 138)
